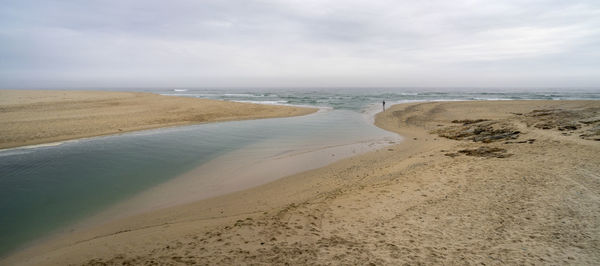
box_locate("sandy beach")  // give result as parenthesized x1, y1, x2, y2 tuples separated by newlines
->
(0, 90, 317, 149)
(3, 100, 600, 265)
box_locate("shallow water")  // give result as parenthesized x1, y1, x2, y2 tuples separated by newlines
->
(0, 108, 396, 256)
(2, 87, 599, 256)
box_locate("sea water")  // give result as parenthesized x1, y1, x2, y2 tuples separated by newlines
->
(159, 87, 600, 109)
(1, 87, 599, 256)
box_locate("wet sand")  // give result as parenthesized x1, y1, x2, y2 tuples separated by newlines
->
(0, 90, 317, 149)
(3, 100, 600, 265)
(72, 135, 400, 232)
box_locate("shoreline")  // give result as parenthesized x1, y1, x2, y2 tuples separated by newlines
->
(69, 133, 401, 234)
(0, 106, 395, 259)
(0, 108, 323, 154)
(3, 100, 600, 265)
(0, 90, 318, 150)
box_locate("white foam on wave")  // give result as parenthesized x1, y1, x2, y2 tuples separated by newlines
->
(232, 100, 289, 105)
(232, 100, 329, 111)
(471, 97, 512, 101)
(160, 93, 220, 97)
(223, 93, 263, 97)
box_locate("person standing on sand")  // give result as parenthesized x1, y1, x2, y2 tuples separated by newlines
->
(383, 100, 386, 112)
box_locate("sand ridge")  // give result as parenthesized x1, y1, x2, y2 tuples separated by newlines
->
(3, 100, 600, 265)
(0, 90, 317, 149)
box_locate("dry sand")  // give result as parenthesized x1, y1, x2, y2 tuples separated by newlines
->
(3, 100, 600, 265)
(0, 90, 317, 149)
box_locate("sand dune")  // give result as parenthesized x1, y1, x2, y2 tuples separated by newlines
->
(0, 90, 317, 149)
(3, 100, 600, 265)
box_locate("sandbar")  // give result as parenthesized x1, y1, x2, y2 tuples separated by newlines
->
(3, 100, 600, 265)
(0, 90, 317, 149)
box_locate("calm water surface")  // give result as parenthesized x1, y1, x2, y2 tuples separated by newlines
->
(1, 87, 599, 256)
(0, 107, 392, 256)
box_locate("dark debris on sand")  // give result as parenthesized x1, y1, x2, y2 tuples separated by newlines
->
(522, 108, 600, 141)
(436, 118, 520, 159)
(444, 147, 513, 159)
(458, 147, 513, 158)
(433, 120, 520, 143)
(451, 119, 490, 125)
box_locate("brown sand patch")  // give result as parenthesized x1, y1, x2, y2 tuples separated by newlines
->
(0, 90, 317, 149)
(433, 120, 520, 143)
(3, 100, 600, 265)
(520, 107, 600, 140)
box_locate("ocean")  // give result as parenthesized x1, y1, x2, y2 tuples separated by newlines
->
(157, 87, 600, 110)
(1, 87, 599, 256)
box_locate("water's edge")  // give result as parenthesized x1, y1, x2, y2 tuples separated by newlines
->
(0, 108, 395, 257)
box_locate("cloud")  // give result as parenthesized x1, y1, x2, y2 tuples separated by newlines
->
(0, 0, 599, 88)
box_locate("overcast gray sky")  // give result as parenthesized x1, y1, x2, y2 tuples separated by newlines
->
(1, 0, 599, 89)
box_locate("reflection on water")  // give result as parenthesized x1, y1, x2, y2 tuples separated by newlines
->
(0, 109, 397, 256)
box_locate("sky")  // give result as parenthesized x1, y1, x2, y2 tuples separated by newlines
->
(1, 0, 599, 89)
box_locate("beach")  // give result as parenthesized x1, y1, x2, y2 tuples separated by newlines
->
(4, 99, 599, 265)
(0, 90, 317, 149)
